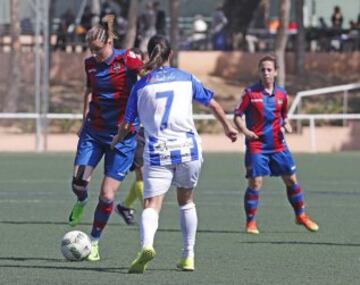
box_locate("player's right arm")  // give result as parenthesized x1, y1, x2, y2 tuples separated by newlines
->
(233, 115, 258, 140)
(82, 87, 92, 120)
(77, 87, 92, 137)
(79, 58, 94, 136)
(233, 89, 259, 140)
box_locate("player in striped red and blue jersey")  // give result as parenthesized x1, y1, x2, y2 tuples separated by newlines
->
(111, 35, 238, 273)
(68, 16, 143, 261)
(234, 55, 319, 235)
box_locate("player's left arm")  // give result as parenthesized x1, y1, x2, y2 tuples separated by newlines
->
(282, 94, 292, 133)
(111, 122, 132, 149)
(111, 85, 139, 148)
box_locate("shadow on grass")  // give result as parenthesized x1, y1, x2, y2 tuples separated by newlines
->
(0, 221, 92, 226)
(157, 228, 244, 234)
(0, 257, 177, 274)
(0, 260, 128, 274)
(241, 241, 360, 247)
(310, 191, 360, 196)
(0, 221, 245, 235)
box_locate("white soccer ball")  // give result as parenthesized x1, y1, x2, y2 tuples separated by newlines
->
(60, 230, 91, 261)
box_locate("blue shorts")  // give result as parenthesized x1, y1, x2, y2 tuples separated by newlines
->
(74, 129, 136, 181)
(245, 149, 296, 178)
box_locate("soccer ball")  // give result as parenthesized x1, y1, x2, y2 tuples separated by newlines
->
(60, 230, 91, 261)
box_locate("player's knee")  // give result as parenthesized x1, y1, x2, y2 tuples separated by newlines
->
(72, 165, 90, 192)
(71, 176, 88, 192)
(249, 177, 263, 190)
(282, 174, 297, 187)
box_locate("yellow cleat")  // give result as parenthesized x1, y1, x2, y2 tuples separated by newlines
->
(128, 246, 156, 274)
(176, 257, 194, 271)
(296, 213, 319, 232)
(87, 242, 100, 261)
(246, 220, 260, 235)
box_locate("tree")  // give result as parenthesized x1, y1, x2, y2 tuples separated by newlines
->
(274, 0, 291, 87)
(169, 0, 180, 67)
(295, 0, 305, 76)
(4, 0, 21, 112)
(223, 0, 261, 49)
(123, 0, 139, 49)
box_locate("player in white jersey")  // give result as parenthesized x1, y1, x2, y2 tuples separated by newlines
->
(111, 35, 238, 273)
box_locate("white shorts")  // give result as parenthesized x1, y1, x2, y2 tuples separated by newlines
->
(143, 159, 202, 199)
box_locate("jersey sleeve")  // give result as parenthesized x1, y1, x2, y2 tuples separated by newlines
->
(124, 85, 139, 124)
(124, 49, 143, 72)
(234, 89, 250, 117)
(191, 75, 214, 106)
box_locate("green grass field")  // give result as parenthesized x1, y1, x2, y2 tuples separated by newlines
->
(0, 152, 359, 285)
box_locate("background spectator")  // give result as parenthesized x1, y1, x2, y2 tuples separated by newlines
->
(191, 14, 208, 50)
(331, 6, 343, 29)
(211, 5, 228, 50)
(56, 8, 75, 50)
(154, 1, 166, 35)
(139, 2, 156, 52)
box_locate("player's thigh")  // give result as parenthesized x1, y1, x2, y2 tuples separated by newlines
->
(104, 147, 135, 182)
(74, 131, 104, 172)
(245, 151, 271, 178)
(143, 164, 174, 199)
(173, 159, 202, 189)
(130, 137, 144, 172)
(269, 150, 296, 176)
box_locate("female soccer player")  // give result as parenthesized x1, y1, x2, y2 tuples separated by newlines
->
(115, 49, 146, 225)
(111, 35, 238, 273)
(68, 15, 143, 261)
(233, 55, 319, 235)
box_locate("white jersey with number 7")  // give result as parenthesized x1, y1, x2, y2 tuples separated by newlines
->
(124, 66, 214, 166)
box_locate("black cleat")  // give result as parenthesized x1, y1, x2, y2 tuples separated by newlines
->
(115, 204, 136, 225)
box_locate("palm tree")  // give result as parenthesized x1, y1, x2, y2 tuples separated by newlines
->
(4, 0, 21, 112)
(274, 0, 291, 87)
(169, 0, 180, 67)
(295, 0, 305, 76)
(123, 0, 139, 49)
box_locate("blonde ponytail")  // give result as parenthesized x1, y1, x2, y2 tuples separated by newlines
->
(85, 14, 117, 44)
(102, 14, 117, 40)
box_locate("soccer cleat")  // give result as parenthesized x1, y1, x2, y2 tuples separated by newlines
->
(296, 213, 319, 232)
(128, 246, 156, 274)
(68, 201, 86, 227)
(87, 242, 100, 261)
(246, 220, 260, 234)
(176, 257, 195, 271)
(115, 203, 136, 225)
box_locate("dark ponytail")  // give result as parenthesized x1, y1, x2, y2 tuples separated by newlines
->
(140, 35, 171, 76)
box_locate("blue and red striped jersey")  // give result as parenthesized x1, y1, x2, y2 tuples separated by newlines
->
(234, 82, 288, 154)
(84, 49, 142, 133)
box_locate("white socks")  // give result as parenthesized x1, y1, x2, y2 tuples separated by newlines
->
(140, 207, 159, 248)
(140, 203, 198, 259)
(179, 202, 197, 258)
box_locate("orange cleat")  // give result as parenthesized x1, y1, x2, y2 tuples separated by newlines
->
(296, 213, 319, 232)
(246, 220, 260, 235)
